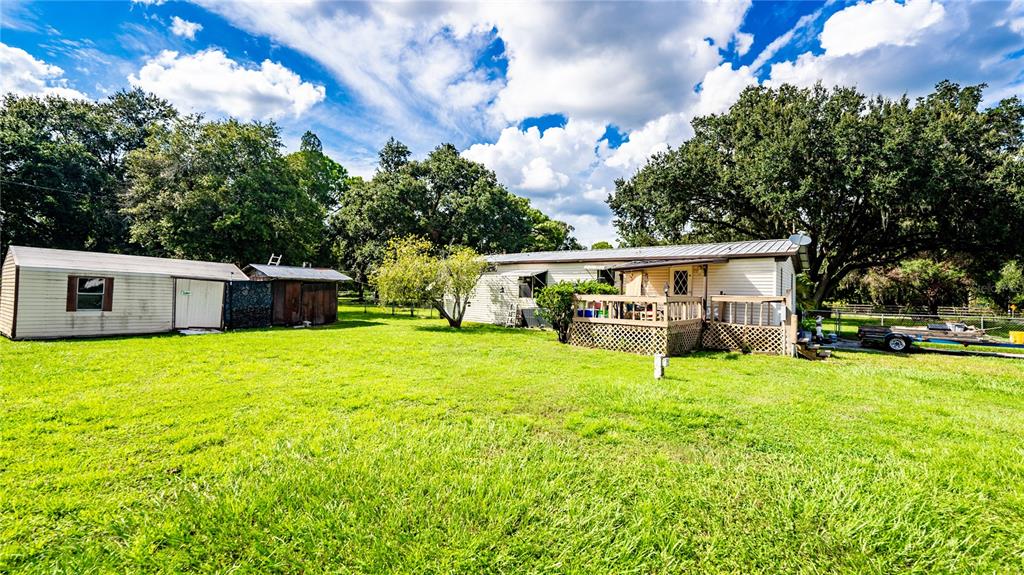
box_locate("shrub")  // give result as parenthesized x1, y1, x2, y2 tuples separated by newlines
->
(536, 280, 619, 343)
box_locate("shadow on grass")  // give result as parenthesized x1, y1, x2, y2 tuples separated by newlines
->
(316, 319, 385, 330)
(411, 324, 545, 336)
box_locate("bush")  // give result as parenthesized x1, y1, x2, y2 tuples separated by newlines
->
(536, 280, 619, 343)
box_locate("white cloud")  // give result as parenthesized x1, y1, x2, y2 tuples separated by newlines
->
(692, 64, 758, 117)
(766, 1, 1023, 106)
(519, 157, 570, 191)
(0, 42, 87, 99)
(194, 1, 753, 140)
(734, 32, 754, 57)
(170, 16, 202, 40)
(128, 49, 325, 120)
(819, 0, 945, 57)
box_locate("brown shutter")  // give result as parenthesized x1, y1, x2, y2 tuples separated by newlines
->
(66, 276, 77, 312)
(102, 277, 114, 311)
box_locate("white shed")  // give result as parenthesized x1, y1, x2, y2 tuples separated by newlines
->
(0, 246, 247, 340)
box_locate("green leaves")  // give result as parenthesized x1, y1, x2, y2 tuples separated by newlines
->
(122, 118, 327, 266)
(330, 139, 580, 297)
(609, 81, 1024, 307)
(535, 280, 619, 343)
(371, 236, 487, 328)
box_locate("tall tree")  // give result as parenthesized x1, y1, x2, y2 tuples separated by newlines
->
(330, 139, 579, 296)
(123, 117, 324, 266)
(0, 89, 175, 253)
(609, 82, 1024, 307)
(286, 130, 348, 263)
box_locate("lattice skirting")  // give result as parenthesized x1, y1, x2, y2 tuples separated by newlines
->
(569, 320, 704, 356)
(702, 322, 786, 355)
(667, 319, 703, 355)
(569, 323, 667, 355)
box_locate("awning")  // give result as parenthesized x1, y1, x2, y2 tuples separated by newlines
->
(500, 269, 547, 278)
(583, 265, 608, 271)
(607, 257, 728, 271)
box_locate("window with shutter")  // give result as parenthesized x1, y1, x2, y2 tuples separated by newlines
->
(68, 276, 112, 311)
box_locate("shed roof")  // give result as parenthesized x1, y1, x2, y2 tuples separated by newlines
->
(245, 264, 352, 282)
(7, 246, 246, 281)
(486, 239, 800, 265)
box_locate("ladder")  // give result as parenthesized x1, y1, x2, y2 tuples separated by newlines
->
(267, 254, 282, 266)
(505, 303, 519, 327)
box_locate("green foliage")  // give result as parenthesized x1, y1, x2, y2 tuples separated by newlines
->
(535, 280, 618, 343)
(860, 259, 971, 312)
(2, 305, 1023, 573)
(332, 140, 579, 293)
(123, 117, 328, 266)
(371, 236, 486, 327)
(590, 241, 615, 250)
(372, 237, 439, 307)
(995, 261, 1024, 308)
(526, 209, 584, 251)
(609, 81, 1024, 307)
(0, 89, 176, 252)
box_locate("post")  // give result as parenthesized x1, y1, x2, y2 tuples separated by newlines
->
(654, 354, 668, 379)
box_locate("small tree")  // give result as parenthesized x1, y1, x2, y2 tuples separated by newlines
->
(995, 261, 1024, 309)
(590, 241, 615, 250)
(536, 280, 619, 343)
(371, 237, 487, 328)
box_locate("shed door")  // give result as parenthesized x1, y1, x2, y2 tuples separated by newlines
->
(300, 283, 336, 324)
(174, 279, 224, 329)
(272, 281, 302, 325)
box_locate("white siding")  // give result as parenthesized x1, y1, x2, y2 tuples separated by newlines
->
(464, 256, 790, 326)
(707, 258, 777, 297)
(463, 262, 606, 325)
(14, 268, 175, 339)
(0, 253, 15, 338)
(778, 258, 796, 310)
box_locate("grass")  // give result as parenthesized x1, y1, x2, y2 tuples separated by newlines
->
(2, 305, 1023, 573)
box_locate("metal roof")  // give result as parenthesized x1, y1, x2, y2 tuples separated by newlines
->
(245, 264, 352, 282)
(486, 239, 800, 265)
(607, 257, 729, 271)
(7, 246, 246, 281)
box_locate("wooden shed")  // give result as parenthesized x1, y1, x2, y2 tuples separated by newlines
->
(0, 246, 247, 340)
(243, 264, 351, 326)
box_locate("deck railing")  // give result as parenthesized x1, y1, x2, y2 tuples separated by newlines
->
(709, 295, 788, 327)
(572, 295, 704, 326)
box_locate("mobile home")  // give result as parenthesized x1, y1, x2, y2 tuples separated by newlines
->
(465, 239, 806, 355)
(0, 246, 246, 340)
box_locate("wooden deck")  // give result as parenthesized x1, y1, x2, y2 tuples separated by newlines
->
(569, 294, 796, 356)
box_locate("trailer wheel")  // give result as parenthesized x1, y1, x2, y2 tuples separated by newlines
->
(884, 334, 910, 352)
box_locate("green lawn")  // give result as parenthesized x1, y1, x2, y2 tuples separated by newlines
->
(2, 305, 1023, 573)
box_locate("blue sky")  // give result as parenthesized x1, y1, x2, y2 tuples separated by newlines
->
(2, 0, 1022, 244)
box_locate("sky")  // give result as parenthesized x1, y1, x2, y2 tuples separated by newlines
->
(2, 0, 1022, 246)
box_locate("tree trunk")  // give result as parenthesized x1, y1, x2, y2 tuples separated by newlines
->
(811, 279, 832, 311)
(433, 301, 462, 328)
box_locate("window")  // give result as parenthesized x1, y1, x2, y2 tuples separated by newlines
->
(517, 273, 547, 298)
(518, 278, 532, 298)
(77, 277, 105, 310)
(598, 269, 616, 286)
(672, 270, 689, 295)
(67, 276, 112, 312)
